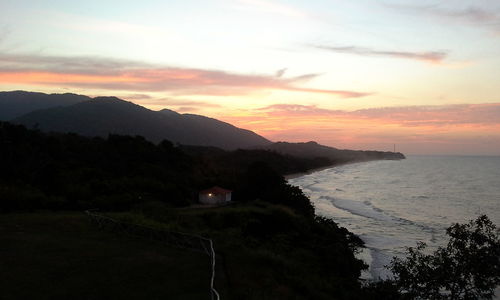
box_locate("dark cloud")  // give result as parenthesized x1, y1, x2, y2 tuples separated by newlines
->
(275, 68, 287, 78)
(385, 4, 500, 34)
(313, 45, 448, 63)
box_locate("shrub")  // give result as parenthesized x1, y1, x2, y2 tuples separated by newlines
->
(388, 215, 500, 299)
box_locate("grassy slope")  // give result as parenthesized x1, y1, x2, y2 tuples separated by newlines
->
(115, 202, 365, 300)
(1, 205, 366, 300)
(0, 213, 212, 300)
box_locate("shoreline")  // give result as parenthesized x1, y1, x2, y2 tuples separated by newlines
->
(285, 158, 404, 282)
(284, 164, 339, 180)
(284, 159, 387, 180)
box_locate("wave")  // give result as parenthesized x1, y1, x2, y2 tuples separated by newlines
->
(322, 196, 394, 222)
(321, 196, 437, 235)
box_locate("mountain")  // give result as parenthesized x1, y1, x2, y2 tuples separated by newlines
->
(258, 141, 405, 163)
(0, 91, 90, 120)
(11, 93, 271, 150)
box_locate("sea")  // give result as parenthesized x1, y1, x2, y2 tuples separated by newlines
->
(288, 155, 500, 281)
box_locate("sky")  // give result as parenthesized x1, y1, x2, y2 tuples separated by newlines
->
(1, 0, 500, 155)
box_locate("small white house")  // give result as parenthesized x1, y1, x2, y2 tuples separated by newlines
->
(199, 186, 232, 205)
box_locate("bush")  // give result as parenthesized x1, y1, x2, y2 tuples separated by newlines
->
(0, 185, 46, 212)
(388, 215, 500, 299)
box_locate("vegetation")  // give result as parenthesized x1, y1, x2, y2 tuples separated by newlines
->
(0, 121, 195, 211)
(258, 141, 405, 163)
(380, 215, 500, 299)
(3, 121, 496, 299)
(118, 201, 367, 299)
(0, 213, 212, 300)
(1, 121, 369, 298)
(0, 121, 328, 214)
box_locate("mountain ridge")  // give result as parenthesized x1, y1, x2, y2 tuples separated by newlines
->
(0, 90, 91, 120)
(9, 91, 271, 150)
(3, 91, 405, 161)
(256, 140, 405, 163)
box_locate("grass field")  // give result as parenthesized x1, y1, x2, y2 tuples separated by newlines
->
(0, 212, 213, 300)
(1, 205, 366, 299)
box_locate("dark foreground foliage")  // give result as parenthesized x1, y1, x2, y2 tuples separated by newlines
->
(380, 215, 500, 299)
(126, 202, 368, 299)
(1, 121, 368, 298)
(0, 213, 211, 300)
(4, 121, 497, 299)
(0, 121, 319, 215)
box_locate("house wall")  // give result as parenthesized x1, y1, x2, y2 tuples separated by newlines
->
(199, 192, 232, 204)
(199, 193, 224, 204)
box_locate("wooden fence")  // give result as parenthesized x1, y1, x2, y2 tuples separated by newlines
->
(85, 210, 220, 300)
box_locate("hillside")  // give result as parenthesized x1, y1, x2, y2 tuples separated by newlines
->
(0, 91, 90, 120)
(0, 122, 371, 299)
(0, 121, 323, 212)
(259, 141, 405, 164)
(0, 213, 212, 300)
(8, 92, 270, 150)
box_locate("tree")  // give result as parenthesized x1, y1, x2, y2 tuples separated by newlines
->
(388, 215, 500, 299)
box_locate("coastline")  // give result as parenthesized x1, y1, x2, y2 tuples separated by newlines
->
(285, 157, 406, 282)
(284, 164, 339, 180)
(284, 158, 392, 180)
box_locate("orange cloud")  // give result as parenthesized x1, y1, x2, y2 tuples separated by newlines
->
(0, 53, 370, 98)
(0, 71, 147, 84)
(219, 103, 500, 155)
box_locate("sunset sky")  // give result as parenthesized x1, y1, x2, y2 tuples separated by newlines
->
(1, 0, 500, 155)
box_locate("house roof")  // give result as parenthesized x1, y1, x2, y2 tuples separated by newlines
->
(199, 186, 232, 195)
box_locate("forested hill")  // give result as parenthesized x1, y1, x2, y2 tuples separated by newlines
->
(2, 91, 405, 162)
(0, 121, 323, 213)
(1, 120, 380, 299)
(258, 141, 405, 164)
(1, 91, 270, 150)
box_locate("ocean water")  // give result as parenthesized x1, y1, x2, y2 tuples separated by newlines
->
(288, 155, 500, 280)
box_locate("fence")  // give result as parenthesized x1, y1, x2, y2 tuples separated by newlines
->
(85, 210, 220, 300)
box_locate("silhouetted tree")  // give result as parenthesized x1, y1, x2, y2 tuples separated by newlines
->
(388, 215, 500, 299)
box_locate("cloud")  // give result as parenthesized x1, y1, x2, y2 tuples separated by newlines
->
(313, 45, 448, 63)
(386, 4, 500, 34)
(175, 106, 200, 113)
(257, 103, 500, 126)
(220, 103, 500, 155)
(0, 53, 369, 98)
(356, 104, 500, 126)
(258, 104, 344, 116)
(275, 68, 287, 78)
(162, 99, 221, 108)
(122, 93, 153, 100)
(287, 87, 372, 98)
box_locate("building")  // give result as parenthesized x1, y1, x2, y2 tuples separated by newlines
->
(199, 186, 232, 205)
